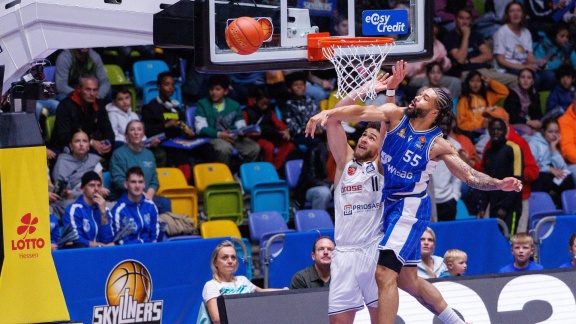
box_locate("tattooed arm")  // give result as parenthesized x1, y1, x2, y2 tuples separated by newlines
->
(431, 137, 522, 192)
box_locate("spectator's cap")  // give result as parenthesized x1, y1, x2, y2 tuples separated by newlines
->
(482, 107, 509, 123)
(81, 171, 101, 188)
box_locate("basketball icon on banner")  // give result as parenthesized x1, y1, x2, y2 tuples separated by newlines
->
(225, 16, 264, 55)
(106, 260, 152, 305)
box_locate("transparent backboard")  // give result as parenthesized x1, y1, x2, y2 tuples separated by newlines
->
(194, 0, 433, 72)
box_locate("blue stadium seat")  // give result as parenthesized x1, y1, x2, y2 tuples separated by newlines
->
(561, 189, 576, 215)
(132, 60, 169, 90)
(294, 209, 334, 232)
(528, 192, 564, 230)
(240, 162, 290, 221)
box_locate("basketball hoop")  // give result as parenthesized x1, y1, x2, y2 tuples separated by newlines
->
(308, 33, 395, 102)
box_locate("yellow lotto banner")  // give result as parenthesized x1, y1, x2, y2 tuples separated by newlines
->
(0, 146, 69, 322)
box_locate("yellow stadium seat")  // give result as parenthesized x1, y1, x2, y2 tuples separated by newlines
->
(539, 91, 550, 115)
(193, 163, 234, 194)
(156, 167, 198, 226)
(104, 64, 137, 112)
(45, 116, 56, 142)
(200, 220, 242, 239)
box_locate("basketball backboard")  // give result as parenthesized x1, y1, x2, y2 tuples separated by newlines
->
(194, 0, 433, 72)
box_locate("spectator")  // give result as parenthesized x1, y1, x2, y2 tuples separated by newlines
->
(480, 107, 540, 233)
(533, 22, 575, 91)
(526, 118, 574, 207)
(444, 8, 518, 87)
(456, 70, 509, 138)
(242, 87, 295, 170)
(331, 15, 348, 36)
(202, 240, 280, 324)
(407, 26, 461, 98)
(440, 249, 468, 278)
(195, 75, 260, 168)
(479, 118, 524, 234)
(503, 68, 543, 136)
(434, 0, 478, 32)
(50, 75, 114, 157)
(111, 166, 159, 244)
(142, 71, 214, 169)
(51, 129, 107, 220)
(417, 228, 448, 279)
(558, 92, 576, 183)
(499, 233, 544, 273)
(493, 2, 546, 78)
(106, 86, 139, 148)
(559, 232, 576, 268)
(283, 72, 332, 209)
(290, 236, 334, 289)
(474, 0, 512, 39)
(525, 0, 571, 38)
(55, 48, 111, 100)
(432, 115, 462, 221)
(228, 72, 266, 105)
(546, 65, 576, 115)
(416, 62, 453, 99)
(49, 214, 60, 250)
(109, 120, 171, 213)
(61, 171, 114, 248)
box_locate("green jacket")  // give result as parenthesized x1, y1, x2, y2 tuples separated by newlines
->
(195, 97, 245, 138)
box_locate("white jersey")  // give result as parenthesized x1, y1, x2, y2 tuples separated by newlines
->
(334, 158, 384, 247)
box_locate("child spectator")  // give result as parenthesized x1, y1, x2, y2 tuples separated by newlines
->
(504, 68, 543, 136)
(499, 233, 544, 273)
(456, 70, 509, 140)
(243, 87, 295, 170)
(526, 118, 574, 207)
(440, 249, 468, 277)
(106, 86, 139, 148)
(479, 118, 523, 234)
(283, 72, 331, 209)
(142, 71, 213, 169)
(111, 166, 159, 244)
(559, 232, 576, 268)
(533, 22, 574, 91)
(195, 75, 260, 168)
(546, 65, 576, 115)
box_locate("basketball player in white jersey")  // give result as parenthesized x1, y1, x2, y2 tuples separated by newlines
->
(306, 60, 522, 324)
(324, 67, 400, 324)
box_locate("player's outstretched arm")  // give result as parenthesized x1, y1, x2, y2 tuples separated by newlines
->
(434, 138, 523, 192)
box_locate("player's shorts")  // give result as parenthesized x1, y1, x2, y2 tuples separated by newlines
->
(328, 243, 379, 315)
(378, 195, 432, 267)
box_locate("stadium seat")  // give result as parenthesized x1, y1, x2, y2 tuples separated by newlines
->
(142, 81, 183, 107)
(200, 220, 253, 280)
(284, 159, 303, 190)
(193, 163, 243, 225)
(455, 199, 475, 220)
(561, 189, 576, 215)
(156, 167, 199, 226)
(104, 64, 137, 112)
(528, 192, 564, 231)
(240, 162, 290, 222)
(132, 60, 169, 90)
(539, 91, 550, 115)
(248, 211, 295, 272)
(185, 106, 197, 132)
(43, 66, 55, 82)
(294, 209, 334, 231)
(102, 171, 111, 190)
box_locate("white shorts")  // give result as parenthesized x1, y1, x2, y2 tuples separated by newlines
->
(328, 244, 379, 315)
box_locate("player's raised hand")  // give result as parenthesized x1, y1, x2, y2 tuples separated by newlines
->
(497, 177, 523, 192)
(386, 60, 407, 90)
(305, 111, 330, 138)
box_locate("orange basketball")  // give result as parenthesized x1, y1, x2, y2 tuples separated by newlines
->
(258, 17, 273, 41)
(106, 260, 152, 306)
(225, 16, 264, 55)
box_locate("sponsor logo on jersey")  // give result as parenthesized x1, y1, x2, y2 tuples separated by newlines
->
(397, 128, 406, 138)
(343, 202, 382, 215)
(386, 164, 413, 179)
(366, 162, 375, 173)
(408, 135, 413, 141)
(415, 136, 426, 150)
(347, 165, 357, 175)
(380, 151, 392, 165)
(341, 184, 362, 194)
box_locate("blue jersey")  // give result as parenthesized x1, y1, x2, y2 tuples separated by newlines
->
(380, 115, 442, 199)
(111, 193, 159, 244)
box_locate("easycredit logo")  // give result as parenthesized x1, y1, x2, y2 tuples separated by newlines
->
(11, 213, 45, 250)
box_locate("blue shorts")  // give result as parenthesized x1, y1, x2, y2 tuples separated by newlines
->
(378, 195, 432, 266)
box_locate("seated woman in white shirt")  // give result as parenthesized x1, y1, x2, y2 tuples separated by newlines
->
(202, 240, 280, 324)
(417, 227, 448, 279)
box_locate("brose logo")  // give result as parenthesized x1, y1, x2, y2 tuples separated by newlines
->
(12, 213, 45, 253)
(341, 184, 362, 194)
(93, 260, 163, 324)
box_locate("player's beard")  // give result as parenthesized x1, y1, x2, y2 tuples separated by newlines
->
(405, 107, 428, 119)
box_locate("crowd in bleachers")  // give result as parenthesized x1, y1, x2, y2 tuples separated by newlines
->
(27, 0, 576, 279)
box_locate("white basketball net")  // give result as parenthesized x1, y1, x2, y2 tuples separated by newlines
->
(323, 42, 395, 102)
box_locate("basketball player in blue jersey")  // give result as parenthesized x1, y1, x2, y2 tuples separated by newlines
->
(306, 60, 522, 324)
